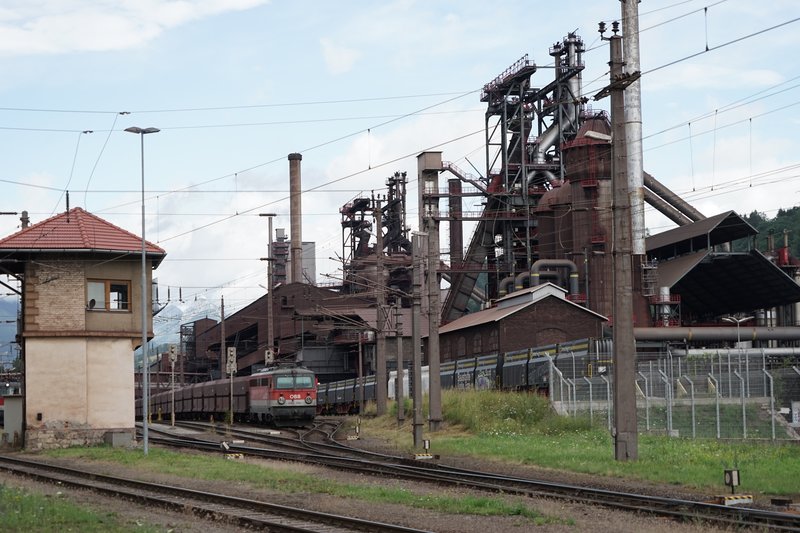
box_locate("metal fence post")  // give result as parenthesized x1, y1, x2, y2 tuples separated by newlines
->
(727, 352, 733, 398)
(600, 374, 612, 431)
(745, 352, 750, 398)
(681, 375, 696, 439)
(734, 370, 746, 439)
(583, 376, 593, 425)
(658, 370, 673, 434)
(708, 373, 721, 439)
(637, 371, 649, 431)
(551, 364, 566, 414)
(763, 369, 775, 441)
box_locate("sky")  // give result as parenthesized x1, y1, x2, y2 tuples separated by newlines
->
(1, 0, 799, 334)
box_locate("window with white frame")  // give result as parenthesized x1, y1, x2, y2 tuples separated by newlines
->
(87, 279, 131, 311)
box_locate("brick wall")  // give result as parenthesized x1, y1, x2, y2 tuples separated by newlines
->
(25, 259, 86, 332)
(439, 297, 604, 362)
(25, 424, 134, 451)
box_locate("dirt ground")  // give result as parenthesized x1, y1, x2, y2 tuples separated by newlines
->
(0, 434, 744, 533)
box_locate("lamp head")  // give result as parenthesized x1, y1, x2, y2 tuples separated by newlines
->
(125, 127, 160, 135)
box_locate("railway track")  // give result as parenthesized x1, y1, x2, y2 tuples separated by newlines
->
(0, 454, 430, 533)
(150, 420, 800, 531)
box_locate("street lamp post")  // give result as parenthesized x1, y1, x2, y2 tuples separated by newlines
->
(722, 315, 754, 397)
(125, 126, 160, 455)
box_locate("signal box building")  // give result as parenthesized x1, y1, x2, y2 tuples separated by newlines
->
(0, 208, 165, 450)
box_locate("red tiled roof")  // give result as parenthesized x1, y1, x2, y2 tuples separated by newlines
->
(0, 207, 166, 264)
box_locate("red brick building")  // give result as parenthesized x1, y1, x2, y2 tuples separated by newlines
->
(438, 283, 606, 362)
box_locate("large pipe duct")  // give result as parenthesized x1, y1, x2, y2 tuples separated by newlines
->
(643, 172, 705, 222)
(531, 33, 583, 166)
(634, 327, 800, 342)
(672, 347, 800, 357)
(643, 188, 692, 226)
(288, 153, 303, 283)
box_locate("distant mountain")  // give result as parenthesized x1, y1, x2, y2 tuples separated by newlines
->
(137, 293, 222, 366)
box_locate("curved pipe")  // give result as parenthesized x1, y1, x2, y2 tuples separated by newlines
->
(498, 275, 516, 297)
(531, 259, 579, 295)
(514, 271, 530, 291)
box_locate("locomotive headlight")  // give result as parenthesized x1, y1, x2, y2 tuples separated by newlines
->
(277, 395, 286, 405)
(305, 395, 313, 404)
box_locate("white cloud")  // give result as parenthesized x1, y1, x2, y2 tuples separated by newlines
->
(319, 37, 361, 75)
(0, 0, 269, 56)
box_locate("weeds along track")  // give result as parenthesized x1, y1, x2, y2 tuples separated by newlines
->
(150, 421, 800, 531)
(0, 454, 430, 533)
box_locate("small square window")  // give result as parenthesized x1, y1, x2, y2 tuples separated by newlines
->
(88, 279, 131, 312)
(109, 283, 129, 310)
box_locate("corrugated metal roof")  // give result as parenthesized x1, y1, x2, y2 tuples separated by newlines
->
(0, 207, 166, 265)
(646, 211, 756, 260)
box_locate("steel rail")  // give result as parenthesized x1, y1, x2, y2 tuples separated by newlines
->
(0, 454, 430, 533)
(151, 421, 800, 531)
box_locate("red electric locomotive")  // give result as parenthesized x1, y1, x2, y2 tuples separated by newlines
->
(143, 364, 317, 427)
(249, 364, 316, 425)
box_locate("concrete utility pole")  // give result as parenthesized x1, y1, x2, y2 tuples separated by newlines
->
(411, 233, 425, 447)
(374, 198, 388, 416)
(417, 151, 443, 431)
(220, 295, 226, 379)
(395, 303, 405, 424)
(426, 230, 442, 431)
(259, 213, 277, 364)
(600, 22, 639, 461)
(621, 0, 646, 256)
(394, 302, 406, 424)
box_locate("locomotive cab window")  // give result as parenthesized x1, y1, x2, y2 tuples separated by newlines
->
(295, 376, 313, 389)
(87, 279, 131, 311)
(275, 376, 294, 389)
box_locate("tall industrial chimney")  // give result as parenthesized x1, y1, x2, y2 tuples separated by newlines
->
(288, 153, 303, 284)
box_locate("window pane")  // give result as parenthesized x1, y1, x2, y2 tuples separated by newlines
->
(295, 376, 313, 389)
(87, 281, 105, 310)
(109, 283, 129, 310)
(275, 376, 294, 389)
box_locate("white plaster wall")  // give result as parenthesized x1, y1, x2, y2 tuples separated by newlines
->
(26, 337, 134, 430)
(87, 337, 134, 427)
(26, 338, 88, 426)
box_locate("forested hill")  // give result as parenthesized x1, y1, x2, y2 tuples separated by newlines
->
(742, 207, 800, 257)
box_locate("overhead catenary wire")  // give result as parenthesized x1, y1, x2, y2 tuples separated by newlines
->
(3, 3, 799, 300)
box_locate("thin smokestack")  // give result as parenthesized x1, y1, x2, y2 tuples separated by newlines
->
(288, 153, 303, 283)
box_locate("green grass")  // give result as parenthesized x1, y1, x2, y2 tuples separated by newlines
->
(0, 484, 163, 532)
(363, 389, 800, 497)
(46, 446, 565, 525)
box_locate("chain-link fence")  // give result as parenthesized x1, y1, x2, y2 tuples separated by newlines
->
(549, 350, 800, 440)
